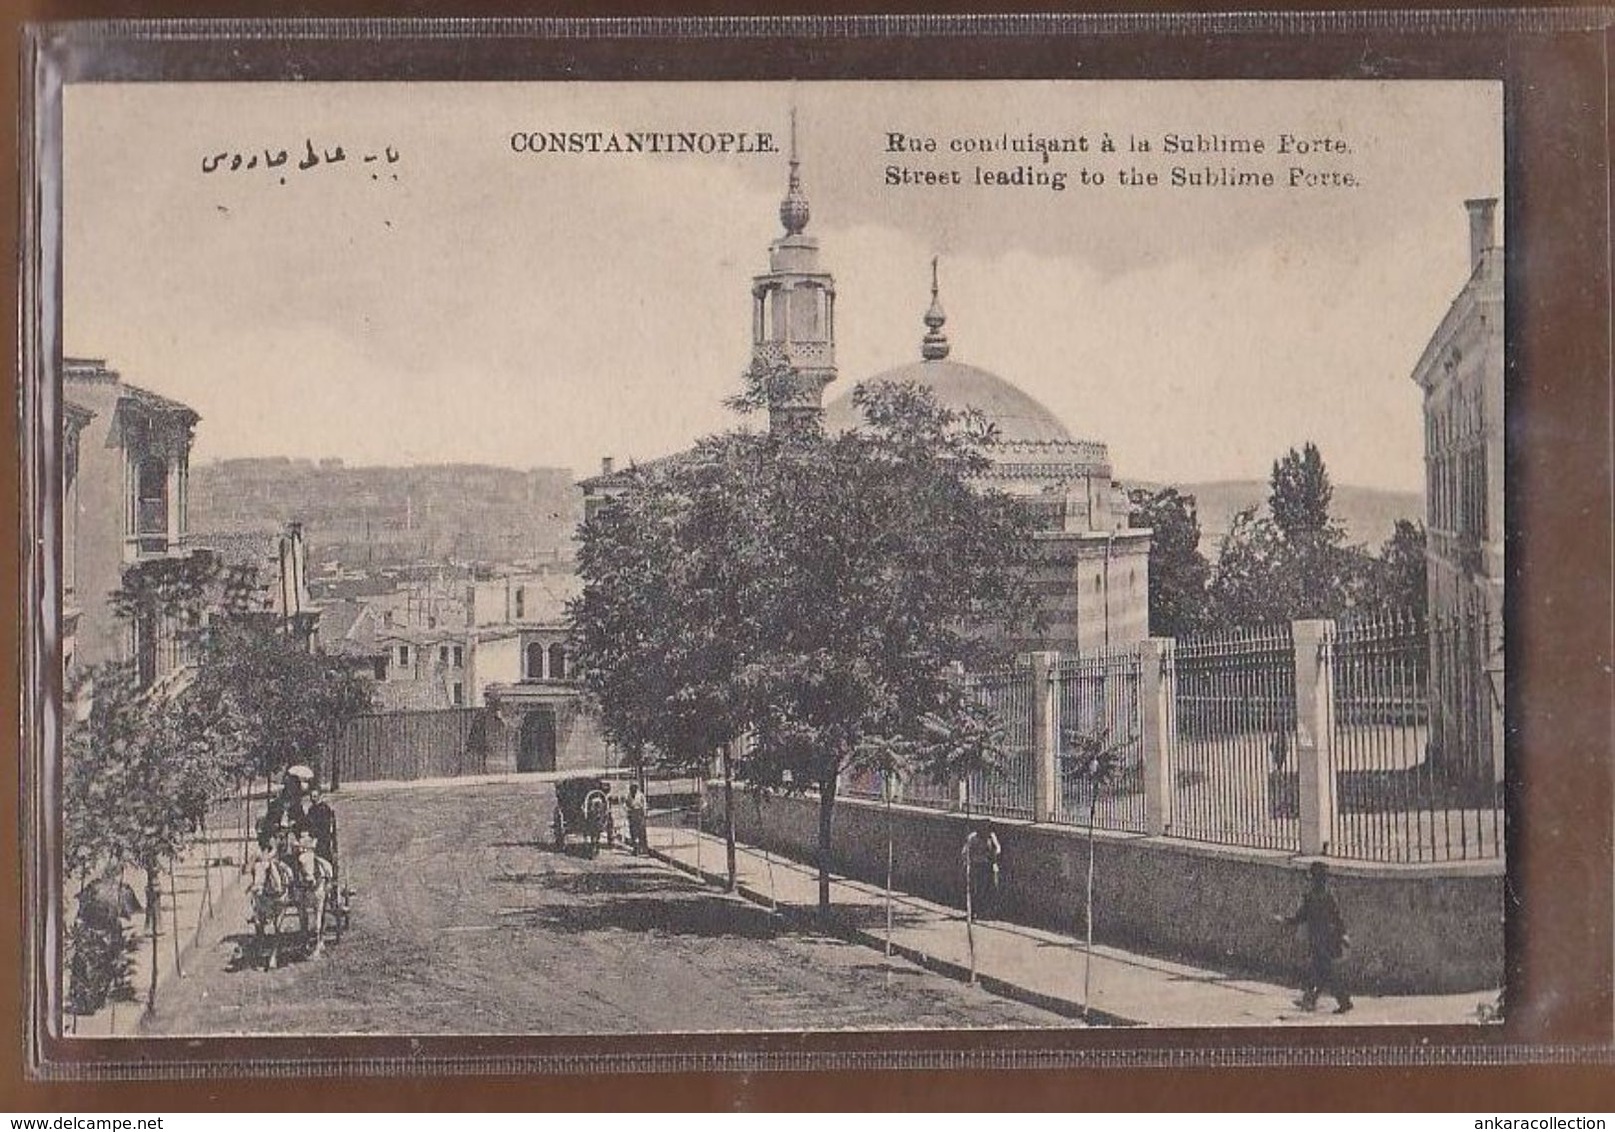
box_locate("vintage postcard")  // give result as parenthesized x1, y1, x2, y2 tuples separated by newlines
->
(48, 77, 1505, 1041)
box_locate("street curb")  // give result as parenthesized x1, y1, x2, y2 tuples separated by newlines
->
(649, 844, 1138, 1027)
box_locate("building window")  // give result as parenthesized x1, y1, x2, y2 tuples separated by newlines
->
(134, 456, 169, 552)
(548, 644, 567, 681)
(452, 645, 464, 668)
(372, 657, 386, 680)
(451, 682, 464, 707)
(526, 642, 545, 680)
(515, 587, 525, 620)
(398, 644, 410, 668)
(439, 645, 450, 665)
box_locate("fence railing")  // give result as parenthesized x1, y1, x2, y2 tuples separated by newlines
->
(1055, 649, 1146, 833)
(836, 608, 1503, 864)
(1164, 623, 1299, 853)
(964, 667, 1037, 820)
(1323, 611, 1502, 862)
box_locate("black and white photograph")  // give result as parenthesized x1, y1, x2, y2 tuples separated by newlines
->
(48, 77, 1506, 1040)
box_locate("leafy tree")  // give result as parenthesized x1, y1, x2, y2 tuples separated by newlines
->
(1362, 519, 1428, 616)
(574, 380, 1036, 912)
(66, 557, 369, 1014)
(1205, 506, 1295, 627)
(63, 662, 240, 1013)
(572, 436, 771, 888)
(740, 383, 1036, 910)
(1128, 487, 1211, 638)
(187, 620, 374, 788)
(1269, 442, 1336, 541)
(1208, 444, 1375, 628)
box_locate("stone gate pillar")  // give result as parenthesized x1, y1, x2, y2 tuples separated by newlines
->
(1292, 620, 1338, 856)
(1030, 651, 1060, 823)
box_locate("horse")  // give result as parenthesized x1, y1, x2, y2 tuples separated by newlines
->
(288, 842, 336, 956)
(581, 789, 611, 858)
(247, 843, 335, 969)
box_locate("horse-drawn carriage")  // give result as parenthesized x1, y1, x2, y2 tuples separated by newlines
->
(248, 834, 350, 969)
(551, 775, 615, 857)
(246, 765, 352, 969)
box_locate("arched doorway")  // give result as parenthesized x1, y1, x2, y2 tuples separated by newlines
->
(516, 710, 557, 773)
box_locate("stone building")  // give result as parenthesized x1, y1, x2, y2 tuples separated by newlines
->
(468, 569, 611, 773)
(64, 357, 326, 699)
(64, 357, 202, 687)
(1409, 198, 1505, 785)
(317, 580, 471, 710)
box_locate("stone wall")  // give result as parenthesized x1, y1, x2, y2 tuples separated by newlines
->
(705, 786, 1504, 995)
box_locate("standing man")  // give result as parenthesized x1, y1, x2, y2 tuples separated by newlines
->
(1277, 861, 1353, 1014)
(304, 784, 339, 879)
(961, 821, 1003, 920)
(626, 783, 649, 856)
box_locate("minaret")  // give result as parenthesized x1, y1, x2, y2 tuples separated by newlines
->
(921, 256, 950, 361)
(752, 110, 837, 437)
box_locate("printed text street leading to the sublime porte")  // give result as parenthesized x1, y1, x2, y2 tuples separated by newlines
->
(882, 129, 1360, 192)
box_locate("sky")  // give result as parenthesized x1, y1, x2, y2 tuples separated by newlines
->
(63, 80, 1503, 493)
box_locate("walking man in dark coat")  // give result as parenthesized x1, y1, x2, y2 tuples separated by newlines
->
(1277, 861, 1353, 1013)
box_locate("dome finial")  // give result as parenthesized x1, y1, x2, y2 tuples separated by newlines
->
(922, 256, 950, 361)
(779, 106, 811, 236)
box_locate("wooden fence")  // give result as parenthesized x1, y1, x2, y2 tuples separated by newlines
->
(327, 708, 489, 785)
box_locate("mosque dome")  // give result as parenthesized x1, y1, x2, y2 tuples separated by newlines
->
(821, 259, 1075, 446)
(822, 358, 1076, 445)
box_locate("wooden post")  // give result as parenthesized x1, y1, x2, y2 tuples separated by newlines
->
(168, 863, 182, 977)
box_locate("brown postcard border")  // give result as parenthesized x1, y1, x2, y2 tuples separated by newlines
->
(6, 7, 1614, 1109)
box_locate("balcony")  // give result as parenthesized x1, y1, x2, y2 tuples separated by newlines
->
(754, 340, 833, 369)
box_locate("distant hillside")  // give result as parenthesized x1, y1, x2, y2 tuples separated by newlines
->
(189, 458, 583, 570)
(1125, 480, 1423, 555)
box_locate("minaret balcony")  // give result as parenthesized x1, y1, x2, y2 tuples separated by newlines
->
(755, 340, 835, 369)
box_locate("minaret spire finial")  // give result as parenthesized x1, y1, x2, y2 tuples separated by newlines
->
(779, 105, 810, 236)
(922, 256, 950, 361)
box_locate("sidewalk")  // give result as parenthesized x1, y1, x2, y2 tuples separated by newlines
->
(64, 816, 256, 1038)
(647, 824, 1501, 1028)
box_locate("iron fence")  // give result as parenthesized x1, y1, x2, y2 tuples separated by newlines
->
(1164, 622, 1300, 852)
(898, 768, 960, 811)
(963, 665, 1037, 819)
(833, 665, 1038, 816)
(1054, 649, 1146, 832)
(826, 607, 1503, 864)
(1324, 611, 1502, 862)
